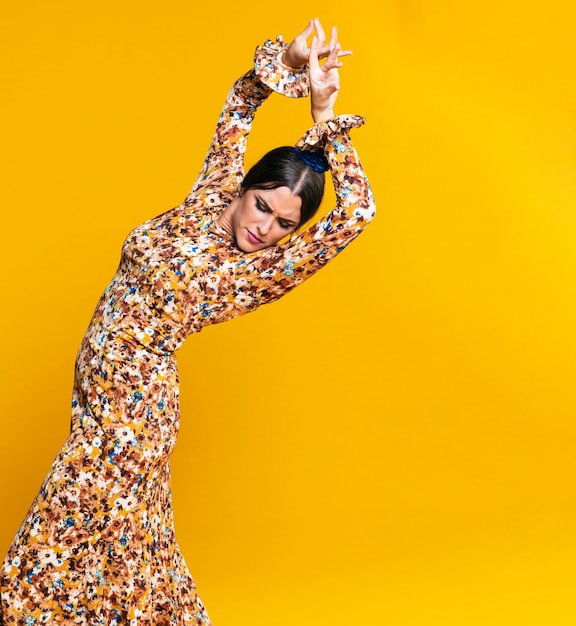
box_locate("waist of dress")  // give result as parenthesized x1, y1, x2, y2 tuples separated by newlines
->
(83, 321, 179, 362)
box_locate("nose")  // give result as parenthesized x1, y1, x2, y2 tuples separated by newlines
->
(257, 214, 274, 235)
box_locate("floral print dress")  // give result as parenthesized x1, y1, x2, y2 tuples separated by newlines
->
(0, 36, 376, 625)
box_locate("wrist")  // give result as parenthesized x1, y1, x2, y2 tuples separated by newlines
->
(280, 50, 305, 70)
(312, 108, 335, 124)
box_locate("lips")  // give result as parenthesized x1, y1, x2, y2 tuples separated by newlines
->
(246, 230, 263, 245)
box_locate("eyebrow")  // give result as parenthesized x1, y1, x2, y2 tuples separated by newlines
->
(257, 195, 298, 226)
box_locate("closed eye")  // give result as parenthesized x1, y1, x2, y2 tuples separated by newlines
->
(256, 198, 268, 213)
(256, 196, 296, 230)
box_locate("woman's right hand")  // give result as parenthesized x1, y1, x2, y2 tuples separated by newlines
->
(283, 18, 351, 70)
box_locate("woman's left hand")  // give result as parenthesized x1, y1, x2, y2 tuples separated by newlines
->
(309, 29, 348, 123)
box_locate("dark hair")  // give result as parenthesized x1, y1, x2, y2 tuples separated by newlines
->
(241, 146, 326, 228)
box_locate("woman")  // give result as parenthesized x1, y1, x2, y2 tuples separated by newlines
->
(1, 18, 375, 625)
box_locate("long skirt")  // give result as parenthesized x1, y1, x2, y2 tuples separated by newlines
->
(1, 332, 211, 625)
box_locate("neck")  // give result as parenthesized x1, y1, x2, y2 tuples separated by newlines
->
(217, 199, 237, 236)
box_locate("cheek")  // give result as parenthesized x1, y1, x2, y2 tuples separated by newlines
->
(241, 203, 259, 224)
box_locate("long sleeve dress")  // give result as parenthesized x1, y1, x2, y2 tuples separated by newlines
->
(0, 36, 376, 625)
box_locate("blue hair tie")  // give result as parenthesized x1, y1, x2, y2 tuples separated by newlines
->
(294, 147, 330, 173)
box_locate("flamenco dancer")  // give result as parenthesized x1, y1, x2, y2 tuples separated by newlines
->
(1, 18, 375, 624)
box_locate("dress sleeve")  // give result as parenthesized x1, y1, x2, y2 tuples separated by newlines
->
(243, 114, 376, 301)
(184, 36, 309, 209)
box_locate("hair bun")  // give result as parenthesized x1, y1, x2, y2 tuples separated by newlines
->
(293, 147, 330, 173)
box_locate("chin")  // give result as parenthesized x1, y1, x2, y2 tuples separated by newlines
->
(237, 231, 274, 253)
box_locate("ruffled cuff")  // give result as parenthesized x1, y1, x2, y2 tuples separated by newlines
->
(253, 35, 309, 98)
(295, 115, 366, 150)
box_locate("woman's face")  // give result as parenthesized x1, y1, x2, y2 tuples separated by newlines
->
(229, 186, 302, 252)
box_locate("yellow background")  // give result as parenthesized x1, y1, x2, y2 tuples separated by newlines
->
(1, 1, 575, 624)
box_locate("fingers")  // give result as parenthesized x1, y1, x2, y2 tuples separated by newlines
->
(311, 20, 353, 60)
(309, 35, 339, 78)
(335, 46, 353, 59)
(313, 18, 327, 45)
(323, 43, 343, 71)
(296, 19, 315, 42)
(328, 26, 338, 51)
(309, 35, 321, 72)
(320, 57, 343, 79)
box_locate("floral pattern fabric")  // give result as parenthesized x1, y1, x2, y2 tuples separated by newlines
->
(1, 36, 376, 625)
